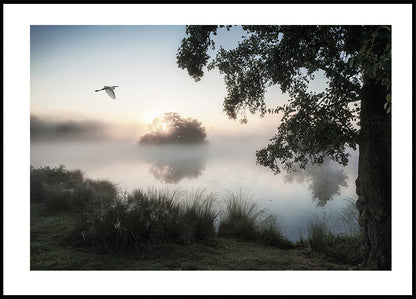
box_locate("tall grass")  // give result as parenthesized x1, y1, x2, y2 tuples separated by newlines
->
(306, 199, 362, 265)
(75, 187, 218, 252)
(31, 166, 219, 252)
(307, 212, 334, 252)
(338, 197, 360, 236)
(218, 189, 294, 249)
(218, 190, 263, 240)
(181, 189, 218, 243)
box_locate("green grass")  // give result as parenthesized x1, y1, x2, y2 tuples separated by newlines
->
(31, 203, 355, 270)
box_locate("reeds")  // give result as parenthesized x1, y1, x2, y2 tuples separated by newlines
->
(76, 187, 219, 252)
(306, 201, 362, 265)
(218, 189, 294, 249)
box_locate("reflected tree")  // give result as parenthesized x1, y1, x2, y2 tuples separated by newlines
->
(308, 167, 347, 207)
(284, 160, 348, 207)
(141, 145, 207, 184)
(149, 156, 206, 184)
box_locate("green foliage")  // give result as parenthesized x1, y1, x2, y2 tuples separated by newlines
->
(355, 26, 391, 112)
(177, 25, 391, 173)
(177, 25, 230, 81)
(139, 112, 207, 145)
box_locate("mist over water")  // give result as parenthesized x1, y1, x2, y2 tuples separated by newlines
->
(31, 136, 358, 241)
(30, 116, 358, 241)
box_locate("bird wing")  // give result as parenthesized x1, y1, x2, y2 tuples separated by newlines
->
(105, 88, 116, 99)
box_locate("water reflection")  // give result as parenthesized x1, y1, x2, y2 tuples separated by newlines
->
(284, 159, 348, 207)
(140, 144, 207, 184)
(30, 140, 358, 241)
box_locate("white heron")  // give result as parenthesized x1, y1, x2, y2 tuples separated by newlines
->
(95, 86, 118, 99)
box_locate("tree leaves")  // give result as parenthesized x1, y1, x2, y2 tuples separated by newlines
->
(177, 25, 389, 173)
(356, 26, 391, 112)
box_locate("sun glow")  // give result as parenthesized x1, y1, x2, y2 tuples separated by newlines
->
(159, 121, 168, 131)
(151, 115, 169, 132)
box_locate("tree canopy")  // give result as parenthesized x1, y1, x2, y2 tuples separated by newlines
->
(177, 25, 391, 173)
(139, 112, 207, 145)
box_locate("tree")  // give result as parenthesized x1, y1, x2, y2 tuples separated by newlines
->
(139, 112, 207, 145)
(177, 25, 391, 269)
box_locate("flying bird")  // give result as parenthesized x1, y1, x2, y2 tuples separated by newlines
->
(95, 86, 118, 99)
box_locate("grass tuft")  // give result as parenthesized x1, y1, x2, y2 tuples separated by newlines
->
(218, 189, 294, 249)
(306, 205, 362, 265)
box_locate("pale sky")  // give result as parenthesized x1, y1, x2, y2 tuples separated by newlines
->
(30, 25, 292, 141)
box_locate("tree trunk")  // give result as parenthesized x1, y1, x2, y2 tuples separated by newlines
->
(356, 78, 391, 270)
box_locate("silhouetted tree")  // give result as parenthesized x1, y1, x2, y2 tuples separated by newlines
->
(139, 112, 207, 145)
(177, 25, 391, 269)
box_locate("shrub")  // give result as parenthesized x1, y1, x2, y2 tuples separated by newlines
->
(73, 179, 119, 214)
(42, 181, 76, 211)
(30, 165, 84, 204)
(30, 165, 119, 213)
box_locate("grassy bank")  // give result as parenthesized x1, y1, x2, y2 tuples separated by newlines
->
(30, 165, 362, 270)
(31, 202, 356, 270)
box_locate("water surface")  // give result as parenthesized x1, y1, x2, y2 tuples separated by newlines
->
(30, 139, 358, 241)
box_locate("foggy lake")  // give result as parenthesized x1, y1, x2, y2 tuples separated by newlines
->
(30, 139, 359, 242)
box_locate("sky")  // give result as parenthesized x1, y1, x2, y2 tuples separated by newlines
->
(30, 25, 291, 142)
